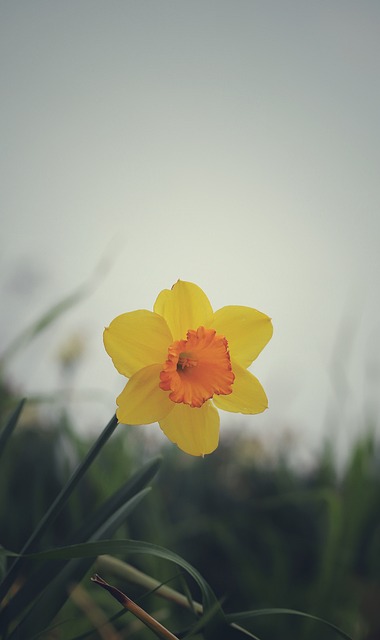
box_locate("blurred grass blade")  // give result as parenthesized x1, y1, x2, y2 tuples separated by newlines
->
(226, 608, 354, 640)
(96, 555, 202, 612)
(0, 413, 118, 603)
(8, 489, 151, 640)
(3, 456, 162, 623)
(0, 548, 17, 559)
(0, 249, 114, 366)
(0, 399, 25, 461)
(1, 285, 88, 363)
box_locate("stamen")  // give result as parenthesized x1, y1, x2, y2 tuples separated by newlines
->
(177, 352, 197, 370)
(160, 326, 235, 408)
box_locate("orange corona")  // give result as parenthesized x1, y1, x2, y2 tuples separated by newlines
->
(159, 326, 235, 408)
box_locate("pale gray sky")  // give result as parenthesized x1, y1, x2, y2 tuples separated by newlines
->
(1, 2, 380, 461)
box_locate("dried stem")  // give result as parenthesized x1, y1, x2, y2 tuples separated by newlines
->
(91, 574, 180, 640)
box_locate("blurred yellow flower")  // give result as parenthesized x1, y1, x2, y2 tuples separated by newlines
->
(104, 280, 273, 456)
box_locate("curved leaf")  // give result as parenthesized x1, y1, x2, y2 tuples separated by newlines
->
(28, 539, 220, 617)
(7, 490, 150, 639)
(226, 608, 353, 640)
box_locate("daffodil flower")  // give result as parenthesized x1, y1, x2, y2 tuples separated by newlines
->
(104, 280, 273, 456)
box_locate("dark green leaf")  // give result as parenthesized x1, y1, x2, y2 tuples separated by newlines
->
(0, 414, 117, 612)
(3, 456, 161, 624)
(8, 489, 151, 639)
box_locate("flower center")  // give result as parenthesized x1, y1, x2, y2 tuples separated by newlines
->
(159, 326, 235, 408)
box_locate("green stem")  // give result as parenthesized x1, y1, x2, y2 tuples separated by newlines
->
(0, 413, 118, 603)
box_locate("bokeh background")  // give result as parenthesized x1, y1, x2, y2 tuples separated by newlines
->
(2, 4, 380, 638)
(2, 1, 380, 461)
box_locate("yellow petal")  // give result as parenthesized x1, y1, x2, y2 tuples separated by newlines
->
(116, 364, 174, 424)
(104, 310, 172, 378)
(154, 280, 213, 340)
(159, 401, 220, 456)
(210, 305, 273, 367)
(213, 360, 268, 414)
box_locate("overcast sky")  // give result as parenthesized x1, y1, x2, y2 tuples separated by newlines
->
(1, 2, 380, 462)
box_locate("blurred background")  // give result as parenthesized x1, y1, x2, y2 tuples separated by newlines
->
(1, 0, 380, 462)
(1, 3, 380, 638)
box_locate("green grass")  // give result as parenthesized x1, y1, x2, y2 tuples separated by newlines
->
(1, 388, 377, 639)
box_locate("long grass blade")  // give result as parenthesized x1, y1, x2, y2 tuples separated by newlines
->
(3, 456, 162, 623)
(0, 399, 25, 461)
(74, 456, 162, 543)
(8, 489, 151, 639)
(0, 413, 118, 603)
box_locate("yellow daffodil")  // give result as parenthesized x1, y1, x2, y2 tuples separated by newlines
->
(104, 280, 273, 456)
